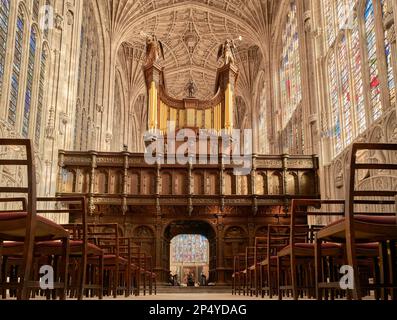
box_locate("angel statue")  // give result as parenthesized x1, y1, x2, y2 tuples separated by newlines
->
(217, 37, 241, 66)
(141, 32, 165, 66)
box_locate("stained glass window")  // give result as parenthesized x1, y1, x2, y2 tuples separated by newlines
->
(170, 235, 209, 264)
(33, 0, 40, 22)
(382, 1, 396, 106)
(8, 9, 24, 126)
(44, 0, 51, 39)
(300, 110, 305, 152)
(22, 28, 37, 137)
(337, 0, 346, 30)
(324, 0, 336, 47)
(328, 50, 343, 155)
(365, 0, 382, 121)
(351, 13, 366, 134)
(259, 84, 269, 154)
(280, 1, 301, 129)
(0, 0, 10, 100)
(339, 35, 353, 145)
(35, 49, 47, 145)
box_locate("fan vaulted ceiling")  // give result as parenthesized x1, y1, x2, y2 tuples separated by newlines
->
(100, 0, 282, 100)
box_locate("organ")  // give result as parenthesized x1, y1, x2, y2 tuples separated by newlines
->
(144, 61, 238, 136)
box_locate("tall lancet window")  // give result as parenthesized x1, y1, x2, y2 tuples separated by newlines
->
(339, 35, 353, 146)
(324, 0, 336, 47)
(323, 0, 376, 157)
(33, 0, 40, 22)
(365, 0, 382, 122)
(8, 7, 24, 126)
(35, 48, 47, 145)
(328, 50, 343, 155)
(258, 83, 269, 154)
(381, 0, 395, 106)
(22, 28, 37, 137)
(351, 13, 366, 134)
(280, 1, 301, 129)
(0, 0, 10, 100)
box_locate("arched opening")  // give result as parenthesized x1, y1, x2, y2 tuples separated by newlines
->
(170, 234, 209, 286)
(164, 220, 217, 285)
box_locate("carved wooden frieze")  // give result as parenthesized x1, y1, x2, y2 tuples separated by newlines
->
(63, 156, 91, 166)
(287, 159, 315, 169)
(255, 159, 283, 168)
(96, 157, 124, 165)
(223, 198, 252, 205)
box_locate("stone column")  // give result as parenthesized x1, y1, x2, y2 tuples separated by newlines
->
(296, 0, 318, 155)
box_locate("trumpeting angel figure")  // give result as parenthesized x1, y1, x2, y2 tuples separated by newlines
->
(217, 37, 241, 66)
(141, 32, 165, 66)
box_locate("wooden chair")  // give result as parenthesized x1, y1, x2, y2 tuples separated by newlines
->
(119, 238, 157, 297)
(87, 223, 128, 298)
(259, 225, 289, 299)
(130, 244, 142, 296)
(232, 253, 245, 295)
(143, 254, 156, 295)
(277, 199, 345, 300)
(250, 237, 267, 297)
(315, 143, 397, 300)
(119, 238, 134, 297)
(56, 201, 104, 300)
(135, 251, 155, 296)
(243, 247, 255, 296)
(0, 139, 69, 300)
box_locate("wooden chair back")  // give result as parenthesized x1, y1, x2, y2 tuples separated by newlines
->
(345, 143, 397, 228)
(267, 225, 290, 257)
(87, 223, 119, 256)
(254, 237, 267, 266)
(0, 139, 36, 259)
(290, 199, 346, 246)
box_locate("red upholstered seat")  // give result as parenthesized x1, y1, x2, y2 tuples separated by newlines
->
(260, 256, 278, 266)
(0, 212, 67, 240)
(104, 254, 128, 265)
(37, 240, 102, 253)
(2, 240, 102, 257)
(356, 243, 379, 250)
(354, 215, 396, 225)
(3, 241, 23, 248)
(283, 242, 341, 250)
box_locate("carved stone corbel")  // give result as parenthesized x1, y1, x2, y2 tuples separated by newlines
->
(105, 132, 113, 144)
(54, 14, 64, 30)
(59, 112, 69, 135)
